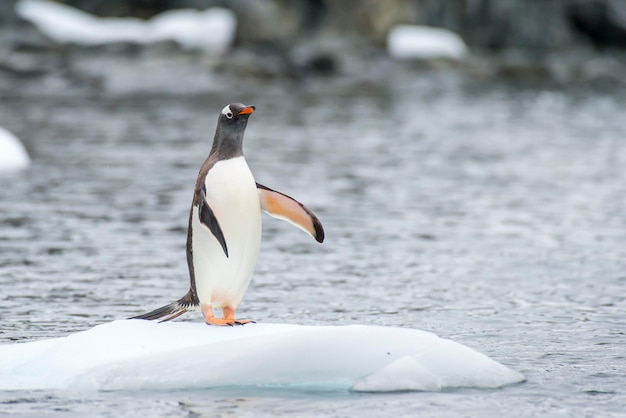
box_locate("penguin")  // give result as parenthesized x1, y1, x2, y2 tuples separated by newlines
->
(131, 103, 324, 326)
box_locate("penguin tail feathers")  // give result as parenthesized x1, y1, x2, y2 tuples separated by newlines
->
(129, 290, 199, 322)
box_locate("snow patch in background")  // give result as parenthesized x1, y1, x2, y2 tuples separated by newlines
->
(0, 127, 30, 172)
(15, 0, 236, 54)
(0, 320, 524, 392)
(387, 25, 468, 61)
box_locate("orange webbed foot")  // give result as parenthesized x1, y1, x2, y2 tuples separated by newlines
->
(205, 317, 255, 326)
(202, 305, 255, 326)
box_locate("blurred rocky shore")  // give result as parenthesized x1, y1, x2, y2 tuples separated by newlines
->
(2, 0, 626, 94)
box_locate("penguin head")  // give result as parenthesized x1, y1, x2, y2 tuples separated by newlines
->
(211, 103, 256, 158)
(219, 103, 255, 126)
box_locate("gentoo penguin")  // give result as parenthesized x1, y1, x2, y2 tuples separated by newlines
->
(131, 103, 324, 326)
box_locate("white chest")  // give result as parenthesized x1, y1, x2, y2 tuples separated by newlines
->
(192, 156, 262, 307)
(203, 157, 258, 215)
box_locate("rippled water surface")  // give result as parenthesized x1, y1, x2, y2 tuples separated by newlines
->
(1, 70, 625, 416)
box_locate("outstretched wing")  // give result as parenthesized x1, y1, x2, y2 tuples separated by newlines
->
(199, 187, 229, 257)
(257, 183, 324, 243)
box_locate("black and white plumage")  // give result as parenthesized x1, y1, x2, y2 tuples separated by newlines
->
(131, 103, 324, 325)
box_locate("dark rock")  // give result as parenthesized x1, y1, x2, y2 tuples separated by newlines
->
(228, 0, 298, 46)
(305, 53, 337, 75)
(0, 0, 21, 25)
(60, 0, 220, 19)
(567, 0, 626, 49)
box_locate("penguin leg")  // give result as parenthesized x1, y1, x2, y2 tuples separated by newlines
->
(222, 306, 255, 325)
(201, 304, 254, 326)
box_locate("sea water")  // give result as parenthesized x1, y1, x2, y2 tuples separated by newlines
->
(0, 73, 624, 416)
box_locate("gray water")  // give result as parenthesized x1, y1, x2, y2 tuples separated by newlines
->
(1, 70, 625, 416)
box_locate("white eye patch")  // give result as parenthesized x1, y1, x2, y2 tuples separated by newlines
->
(221, 105, 234, 119)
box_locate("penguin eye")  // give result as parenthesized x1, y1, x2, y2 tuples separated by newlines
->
(221, 105, 234, 119)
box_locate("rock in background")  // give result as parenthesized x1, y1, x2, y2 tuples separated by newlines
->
(2, 0, 626, 86)
(25, 0, 619, 50)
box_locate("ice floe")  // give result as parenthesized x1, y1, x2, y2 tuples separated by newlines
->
(15, 0, 236, 54)
(0, 320, 524, 392)
(387, 25, 468, 61)
(0, 127, 30, 171)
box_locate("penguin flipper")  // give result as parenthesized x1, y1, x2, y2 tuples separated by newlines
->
(129, 290, 199, 322)
(199, 189, 229, 257)
(257, 182, 324, 243)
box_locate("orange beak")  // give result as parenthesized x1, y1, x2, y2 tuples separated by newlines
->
(238, 106, 255, 115)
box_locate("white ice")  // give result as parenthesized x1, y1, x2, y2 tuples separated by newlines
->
(0, 127, 30, 172)
(15, 0, 236, 54)
(387, 25, 468, 61)
(0, 320, 524, 392)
